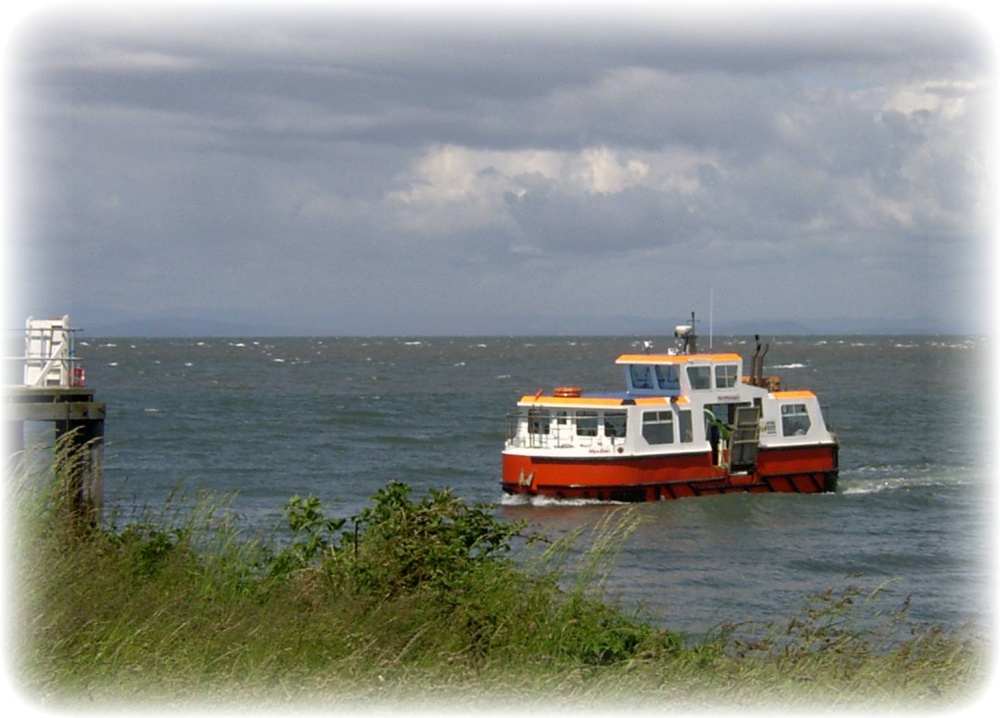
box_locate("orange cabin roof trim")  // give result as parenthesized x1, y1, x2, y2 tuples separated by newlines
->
(773, 390, 817, 400)
(517, 395, 692, 407)
(517, 395, 626, 407)
(616, 352, 742, 365)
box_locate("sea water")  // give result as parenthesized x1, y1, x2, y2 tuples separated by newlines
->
(21, 334, 993, 636)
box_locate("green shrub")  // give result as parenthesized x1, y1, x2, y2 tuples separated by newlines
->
(348, 481, 527, 597)
(262, 493, 346, 580)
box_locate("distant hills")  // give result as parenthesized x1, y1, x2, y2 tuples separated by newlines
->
(74, 311, 985, 338)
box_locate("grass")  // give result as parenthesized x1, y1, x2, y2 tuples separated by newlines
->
(6, 439, 990, 712)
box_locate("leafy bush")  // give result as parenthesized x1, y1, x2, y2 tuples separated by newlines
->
(349, 481, 527, 597)
(106, 524, 187, 578)
(263, 494, 346, 580)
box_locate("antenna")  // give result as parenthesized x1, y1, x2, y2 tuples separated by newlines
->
(709, 288, 714, 350)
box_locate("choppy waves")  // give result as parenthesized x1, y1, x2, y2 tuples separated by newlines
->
(838, 463, 985, 495)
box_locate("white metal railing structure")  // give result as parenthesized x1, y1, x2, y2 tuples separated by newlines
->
(505, 410, 629, 451)
(506, 411, 554, 449)
(22, 315, 85, 388)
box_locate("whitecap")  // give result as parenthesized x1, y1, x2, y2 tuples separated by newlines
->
(499, 493, 625, 507)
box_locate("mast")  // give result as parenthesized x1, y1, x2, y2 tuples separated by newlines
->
(709, 289, 714, 350)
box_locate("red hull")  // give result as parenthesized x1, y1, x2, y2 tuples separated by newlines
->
(501, 444, 839, 502)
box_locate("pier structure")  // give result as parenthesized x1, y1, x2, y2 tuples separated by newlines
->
(4, 316, 105, 520)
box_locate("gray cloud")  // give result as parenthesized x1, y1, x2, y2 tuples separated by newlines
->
(4, 3, 994, 333)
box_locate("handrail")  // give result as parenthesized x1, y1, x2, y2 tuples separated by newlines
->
(4, 317, 86, 388)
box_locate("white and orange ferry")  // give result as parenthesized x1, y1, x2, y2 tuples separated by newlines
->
(502, 315, 839, 502)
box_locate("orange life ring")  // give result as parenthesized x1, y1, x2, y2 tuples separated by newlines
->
(553, 386, 581, 397)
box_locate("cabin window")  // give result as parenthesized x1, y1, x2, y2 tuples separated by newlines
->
(642, 411, 674, 444)
(577, 411, 599, 437)
(715, 364, 738, 389)
(604, 411, 627, 438)
(630, 364, 654, 389)
(677, 409, 694, 443)
(655, 364, 681, 391)
(781, 404, 811, 436)
(528, 409, 550, 435)
(687, 365, 712, 390)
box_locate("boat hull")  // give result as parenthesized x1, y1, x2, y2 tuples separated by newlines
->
(501, 444, 839, 502)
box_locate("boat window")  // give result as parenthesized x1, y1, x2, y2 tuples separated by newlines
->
(604, 411, 627, 438)
(654, 364, 680, 390)
(642, 411, 674, 444)
(780, 404, 811, 436)
(715, 364, 738, 389)
(687, 365, 712, 390)
(677, 409, 693, 443)
(577, 411, 599, 437)
(630, 364, 653, 389)
(528, 409, 550, 435)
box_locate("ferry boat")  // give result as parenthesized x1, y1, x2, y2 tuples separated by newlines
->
(501, 315, 839, 502)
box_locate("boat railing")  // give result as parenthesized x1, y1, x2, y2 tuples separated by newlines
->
(505, 411, 568, 450)
(506, 412, 539, 448)
(505, 410, 630, 451)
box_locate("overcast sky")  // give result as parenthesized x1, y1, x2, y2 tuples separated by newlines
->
(2, 2, 996, 334)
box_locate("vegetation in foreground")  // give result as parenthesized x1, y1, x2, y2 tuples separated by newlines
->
(7, 443, 989, 712)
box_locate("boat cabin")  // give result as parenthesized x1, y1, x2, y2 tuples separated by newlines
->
(617, 352, 744, 402)
(506, 351, 833, 466)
